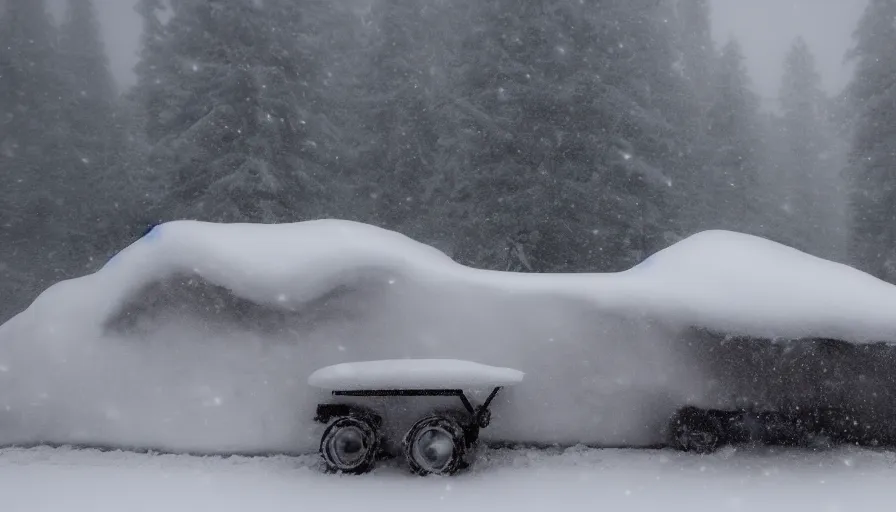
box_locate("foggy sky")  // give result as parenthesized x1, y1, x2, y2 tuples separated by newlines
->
(87, 0, 866, 105)
(710, 0, 866, 104)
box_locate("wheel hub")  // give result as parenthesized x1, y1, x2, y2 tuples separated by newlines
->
(413, 427, 455, 472)
(330, 426, 367, 466)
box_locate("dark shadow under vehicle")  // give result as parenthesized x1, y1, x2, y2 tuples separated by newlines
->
(667, 404, 895, 454)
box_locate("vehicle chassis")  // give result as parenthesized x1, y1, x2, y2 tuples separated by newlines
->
(314, 387, 505, 476)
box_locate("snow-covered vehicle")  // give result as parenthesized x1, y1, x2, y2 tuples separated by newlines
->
(2, 219, 896, 456)
(308, 359, 523, 475)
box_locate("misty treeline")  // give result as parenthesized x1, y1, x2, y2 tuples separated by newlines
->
(0, 0, 891, 322)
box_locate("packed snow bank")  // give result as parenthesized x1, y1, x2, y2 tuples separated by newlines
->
(2, 219, 896, 455)
(308, 359, 525, 390)
(4, 445, 896, 512)
(626, 229, 896, 342)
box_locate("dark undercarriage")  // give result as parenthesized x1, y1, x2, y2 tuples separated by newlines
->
(667, 404, 895, 454)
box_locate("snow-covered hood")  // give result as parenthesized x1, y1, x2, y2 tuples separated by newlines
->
(1, 219, 895, 454)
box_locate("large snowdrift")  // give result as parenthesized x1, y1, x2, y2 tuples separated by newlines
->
(2, 219, 896, 454)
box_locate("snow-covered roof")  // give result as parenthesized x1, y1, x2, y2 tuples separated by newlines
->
(307, 359, 525, 391)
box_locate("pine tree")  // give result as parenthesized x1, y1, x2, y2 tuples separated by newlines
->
(779, 37, 824, 217)
(134, 0, 332, 224)
(445, 0, 686, 272)
(675, 0, 715, 103)
(358, 0, 445, 237)
(846, 0, 896, 280)
(261, 0, 362, 219)
(129, 0, 176, 217)
(701, 39, 764, 235)
(56, 0, 126, 255)
(0, 0, 65, 230)
(133, 0, 169, 145)
(0, 0, 69, 319)
(669, 0, 723, 236)
(774, 37, 847, 258)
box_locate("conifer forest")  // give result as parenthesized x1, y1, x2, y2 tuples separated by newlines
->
(1, 0, 894, 322)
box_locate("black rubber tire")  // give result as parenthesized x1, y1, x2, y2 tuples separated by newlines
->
(402, 414, 468, 476)
(668, 407, 723, 454)
(320, 415, 380, 474)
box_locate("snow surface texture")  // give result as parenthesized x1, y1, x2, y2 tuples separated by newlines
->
(3, 219, 896, 454)
(3, 445, 896, 512)
(307, 359, 525, 390)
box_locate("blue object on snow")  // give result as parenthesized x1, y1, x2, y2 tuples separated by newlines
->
(142, 222, 162, 241)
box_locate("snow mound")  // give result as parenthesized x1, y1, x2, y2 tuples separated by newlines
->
(6, 220, 893, 343)
(307, 359, 525, 390)
(624, 229, 896, 342)
(1, 219, 896, 455)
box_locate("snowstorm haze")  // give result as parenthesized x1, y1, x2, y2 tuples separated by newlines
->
(2, 0, 895, 324)
(711, 0, 866, 101)
(87, 1, 868, 99)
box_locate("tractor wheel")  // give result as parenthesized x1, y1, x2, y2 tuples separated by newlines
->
(320, 415, 380, 474)
(403, 414, 469, 476)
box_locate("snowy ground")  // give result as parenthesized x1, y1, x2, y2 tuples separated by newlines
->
(3, 445, 895, 512)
